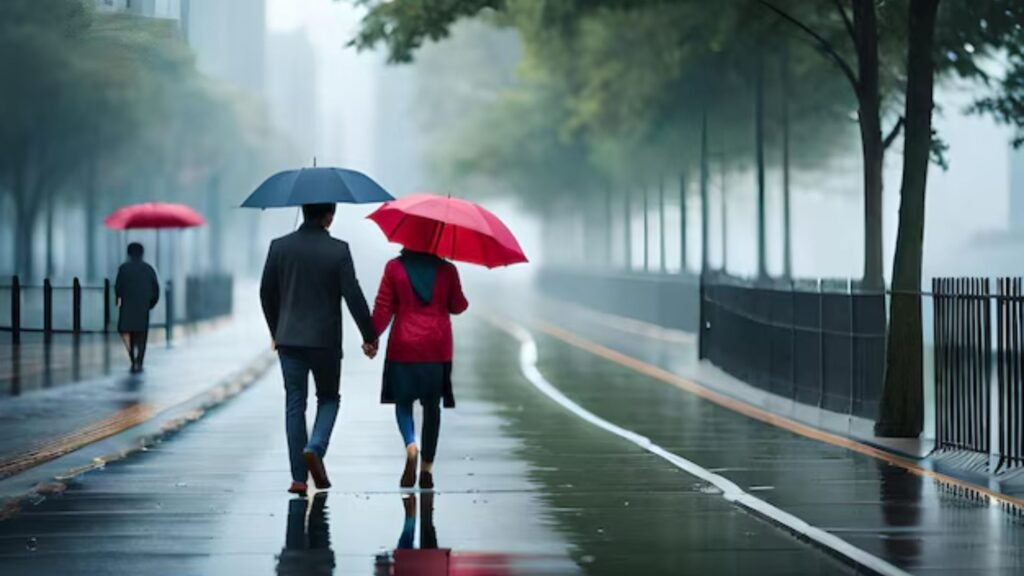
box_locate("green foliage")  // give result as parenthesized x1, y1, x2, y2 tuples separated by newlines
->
(351, 0, 506, 63)
(0, 0, 280, 277)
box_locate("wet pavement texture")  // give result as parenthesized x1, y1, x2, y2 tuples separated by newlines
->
(0, 288, 266, 478)
(0, 314, 853, 576)
(507, 294, 1024, 575)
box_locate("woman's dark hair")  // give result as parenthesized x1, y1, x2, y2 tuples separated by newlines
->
(127, 242, 144, 259)
(302, 203, 336, 222)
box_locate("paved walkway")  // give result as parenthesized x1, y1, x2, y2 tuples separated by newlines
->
(0, 285, 270, 495)
(0, 314, 854, 576)
(1, 283, 1023, 574)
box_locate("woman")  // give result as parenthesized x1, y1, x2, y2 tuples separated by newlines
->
(115, 242, 160, 373)
(371, 249, 468, 489)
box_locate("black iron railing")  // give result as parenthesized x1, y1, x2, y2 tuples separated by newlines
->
(1, 274, 234, 342)
(699, 273, 886, 420)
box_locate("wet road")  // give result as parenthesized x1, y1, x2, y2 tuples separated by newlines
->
(503, 294, 1024, 575)
(0, 315, 854, 575)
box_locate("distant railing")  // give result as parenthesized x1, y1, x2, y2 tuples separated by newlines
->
(699, 273, 887, 420)
(1, 274, 234, 343)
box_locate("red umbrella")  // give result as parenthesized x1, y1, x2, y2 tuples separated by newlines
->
(368, 194, 528, 268)
(104, 202, 205, 230)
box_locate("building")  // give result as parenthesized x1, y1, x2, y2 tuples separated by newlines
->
(184, 0, 267, 99)
(266, 29, 319, 163)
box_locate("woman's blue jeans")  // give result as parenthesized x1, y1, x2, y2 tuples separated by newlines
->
(396, 401, 441, 462)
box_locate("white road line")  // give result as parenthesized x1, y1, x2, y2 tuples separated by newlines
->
(502, 320, 911, 576)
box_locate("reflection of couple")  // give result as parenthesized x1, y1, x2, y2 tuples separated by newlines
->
(260, 202, 468, 496)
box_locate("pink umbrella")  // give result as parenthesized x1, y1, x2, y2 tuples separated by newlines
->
(104, 202, 205, 230)
(104, 203, 205, 277)
(367, 193, 528, 268)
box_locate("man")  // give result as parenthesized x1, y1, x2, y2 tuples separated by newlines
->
(115, 242, 160, 374)
(260, 203, 378, 495)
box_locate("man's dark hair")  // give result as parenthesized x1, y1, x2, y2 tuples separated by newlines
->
(127, 242, 144, 259)
(302, 203, 336, 222)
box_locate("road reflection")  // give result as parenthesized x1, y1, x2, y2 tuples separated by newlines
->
(276, 493, 335, 576)
(379, 493, 514, 576)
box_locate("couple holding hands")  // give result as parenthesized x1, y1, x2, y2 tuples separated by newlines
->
(260, 202, 467, 496)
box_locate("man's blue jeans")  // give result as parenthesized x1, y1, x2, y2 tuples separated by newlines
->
(278, 347, 342, 483)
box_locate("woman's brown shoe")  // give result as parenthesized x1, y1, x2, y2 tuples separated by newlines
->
(400, 454, 418, 488)
(419, 470, 434, 490)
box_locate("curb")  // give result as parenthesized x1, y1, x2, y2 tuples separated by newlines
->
(0, 350, 276, 520)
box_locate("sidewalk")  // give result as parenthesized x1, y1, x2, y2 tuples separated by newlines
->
(0, 283, 273, 500)
(0, 315, 854, 576)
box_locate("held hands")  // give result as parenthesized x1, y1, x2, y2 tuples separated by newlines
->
(362, 339, 379, 359)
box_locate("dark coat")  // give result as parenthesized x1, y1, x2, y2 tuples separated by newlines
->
(259, 222, 376, 354)
(115, 260, 160, 333)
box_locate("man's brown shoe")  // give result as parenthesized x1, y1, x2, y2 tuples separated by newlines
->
(303, 450, 331, 490)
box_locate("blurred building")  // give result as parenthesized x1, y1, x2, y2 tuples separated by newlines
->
(183, 0, 267, 99)
(1011, 147, 1024, 234)
(266, 29, 319, 162)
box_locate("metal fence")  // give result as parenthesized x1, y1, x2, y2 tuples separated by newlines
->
(1, 274, 234, 341)
(538, 267, 701, 332)
(699, 273, 887, 420)
(933, 277, 1024, 471)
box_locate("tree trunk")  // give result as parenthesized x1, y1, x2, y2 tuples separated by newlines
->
(781, 44, 793, 278)
(755, 53, 768, 279)
(700, 111, 710, 273)
(853, 0, 885, 289)
(85, 160, 99, 282)
(206, 173, 223, 272)
(45, 189, 55, 279)
(642, 185, 649, 271)
(720, 159, 729, 270)
(605, 185, 614, 268)
(659, 176, 667, 273)
(680, 173, 688, 273)
(625, 187, 633, 270)
(876, 0, 940, 438)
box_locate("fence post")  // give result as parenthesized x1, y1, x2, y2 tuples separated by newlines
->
(43, 278, 53, 334)
(72, 277, 82, 333)
(103, 279, 111, 333)
(11, 276, 20, 343)
(165, 279, 174, 348)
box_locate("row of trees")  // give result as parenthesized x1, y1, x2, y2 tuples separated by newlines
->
(0, 0, 282, 281)
(350, 0, 1024, 437)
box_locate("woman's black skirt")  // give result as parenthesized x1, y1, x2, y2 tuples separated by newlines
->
(381, 361, 454, 408)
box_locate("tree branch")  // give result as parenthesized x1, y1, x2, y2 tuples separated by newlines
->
(832, 0, 856, 49)
(758, 0, 860, 93)
(883, 115, 905, 150)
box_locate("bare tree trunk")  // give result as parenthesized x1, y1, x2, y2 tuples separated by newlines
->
(853, 0, 885, 289)
(206, 173, 223, 272)
(679, 173, 688, 273)
(877, 0, 940, 438)
(781, 44, 793, 278)
(700, 111, 710, 273)
(659, 176, 666, 273)
(85, 160, 99, 282)
(721, 160, 729, 271)
(625, 187, 633, 270)
(755, 53, 768, 279)
(45, 190, 55, 279)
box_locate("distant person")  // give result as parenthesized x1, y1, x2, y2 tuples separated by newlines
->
(115, 242, 160, 374)
(370, 249, 468, 489)
(260, 202, 379, 496)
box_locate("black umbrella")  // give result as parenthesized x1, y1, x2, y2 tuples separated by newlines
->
(241, 163, 394, 208)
